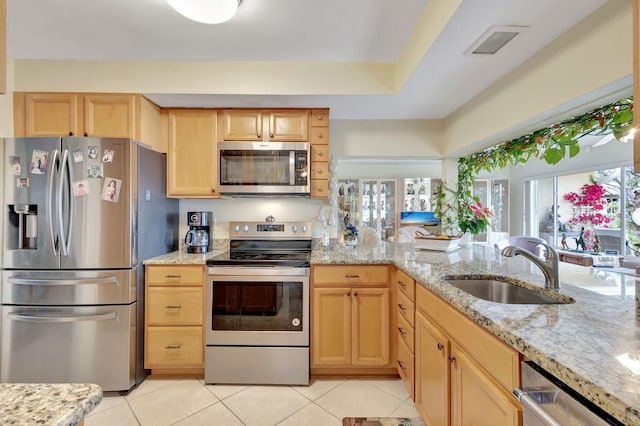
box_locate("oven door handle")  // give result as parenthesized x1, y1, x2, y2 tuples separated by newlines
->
(209, 267, 310, 277)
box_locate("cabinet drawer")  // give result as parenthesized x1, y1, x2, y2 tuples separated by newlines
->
(397, 337, 415, 399)
(311, 179, 328, 197)
(311, 162, 329, 180)
(310, 127, 329, 144)
(396, 288, 415, 326)
(396, 269, 416, 302)
(145, 326, 203, 367)
(147, 266, 203, 286)
(311, 109, 329, 126)
(311, 144, 329, 162)
(313, 265, 389, 286)
(396, 309, 414, 352)
(147, 287, 203, 325)
(416, 285, 520, 391)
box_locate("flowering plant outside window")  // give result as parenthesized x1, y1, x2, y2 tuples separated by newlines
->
(562, 183, 612, 227)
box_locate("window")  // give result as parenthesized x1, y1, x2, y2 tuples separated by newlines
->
(527, 166, 640, 258)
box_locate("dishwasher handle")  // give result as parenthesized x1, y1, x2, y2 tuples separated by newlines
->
(514, 388, 562, 426)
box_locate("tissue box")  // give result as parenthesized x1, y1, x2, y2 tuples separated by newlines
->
(414, 235, 461, 251)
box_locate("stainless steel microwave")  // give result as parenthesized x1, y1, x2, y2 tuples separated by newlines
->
(218, 141, 310, 196)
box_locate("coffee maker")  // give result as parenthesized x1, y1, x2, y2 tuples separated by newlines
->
(185, 211, 212, 253)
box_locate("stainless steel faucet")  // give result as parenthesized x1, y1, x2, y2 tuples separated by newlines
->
(501, 241, 560, 290)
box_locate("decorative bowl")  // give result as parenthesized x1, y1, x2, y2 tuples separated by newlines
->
(414, 235, 461, 251)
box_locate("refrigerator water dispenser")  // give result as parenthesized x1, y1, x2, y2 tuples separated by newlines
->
(7, 204, 38, 250)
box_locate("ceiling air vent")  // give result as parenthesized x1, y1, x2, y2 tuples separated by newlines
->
(464, 25, 529, 56)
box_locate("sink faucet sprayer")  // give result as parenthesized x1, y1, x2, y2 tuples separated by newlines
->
(501, 241, 560, 290)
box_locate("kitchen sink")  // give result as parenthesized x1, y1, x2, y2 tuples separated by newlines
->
(441, 276, 574, 305)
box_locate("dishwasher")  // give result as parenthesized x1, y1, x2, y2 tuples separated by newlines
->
(514, 361, 623, 426)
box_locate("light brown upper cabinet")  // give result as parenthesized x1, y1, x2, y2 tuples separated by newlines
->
(166, 109, 219, 198)
(218, 109, 310, 142)
(13, 92, 163, 151)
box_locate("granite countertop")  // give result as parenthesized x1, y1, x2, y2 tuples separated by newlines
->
(145, 241, 640, 424)
(0, 383, 102, 426)
(313, 242, 640, 425)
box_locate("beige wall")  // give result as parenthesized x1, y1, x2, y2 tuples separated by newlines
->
(330, 119, 444, 158)
(444, 0, 633, 157)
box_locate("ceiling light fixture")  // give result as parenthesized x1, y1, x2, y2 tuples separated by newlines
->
(166, 0, 242, 24)
(464, 25, 529, 56)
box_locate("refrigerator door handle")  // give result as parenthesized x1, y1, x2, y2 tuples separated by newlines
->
(7, 311, 117, 323)
(58, 149, 73, 256)
(47, 149, 61, 255)
(7, 276, 118, 286)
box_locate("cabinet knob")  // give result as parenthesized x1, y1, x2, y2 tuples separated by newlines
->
(437, 343, 444, 351)
(344, 274, 360, 279)
(165, 344, 181, 349)
(316, 114, 324, 121)
(270, 133, 274, 138)
(165, 305, 181, 309)
(317, 132, 324, 139)
(346, 291, 351, 296)
(397, 360, 406, 371)
(398, 281, 407, 288)
(211, 188, 217, 193)
(398, 327, 406, 336)
(68, 131, 74, 136)
(165, 274, 181, 278)
(83, 132, 88, 137)
(257, 133, 261, 138)
(353, 291, 358, 297)
(397, 303, 407, 311)
(448, 354, 456, 363)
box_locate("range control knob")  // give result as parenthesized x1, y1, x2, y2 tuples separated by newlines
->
(234, 225, 240, 233)
(301, 225, 308, 233)
(292, 225, 298, 233)
(243, 225, 250, 233)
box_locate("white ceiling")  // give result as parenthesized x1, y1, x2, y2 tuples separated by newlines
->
(7, 0, 608, 119)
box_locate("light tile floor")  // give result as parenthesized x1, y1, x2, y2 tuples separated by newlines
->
(85, 377, 420, 426)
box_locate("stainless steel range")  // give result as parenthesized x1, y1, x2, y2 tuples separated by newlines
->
(204, 219, 311, 385)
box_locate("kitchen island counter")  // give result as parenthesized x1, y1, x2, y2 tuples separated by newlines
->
(0, 383, 102, 426)
(312, 242, 640, 425)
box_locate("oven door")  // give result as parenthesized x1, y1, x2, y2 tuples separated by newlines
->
(217, 142, 309, 195)
(206, 267, 309, 347)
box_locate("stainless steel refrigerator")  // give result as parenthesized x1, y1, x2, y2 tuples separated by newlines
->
(0, 137, 178, 392)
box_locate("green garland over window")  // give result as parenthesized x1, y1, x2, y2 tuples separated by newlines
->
(458, 96, 633, 196)
(436, 97, 633, 235)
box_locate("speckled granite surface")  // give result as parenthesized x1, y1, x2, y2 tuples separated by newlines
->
(0, 383, 102, 426)
(145, 241, 640, 425)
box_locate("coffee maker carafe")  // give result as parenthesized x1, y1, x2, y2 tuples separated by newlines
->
(185, 211, 212, 253)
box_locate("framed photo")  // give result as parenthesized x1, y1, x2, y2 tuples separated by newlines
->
(8, 156, 22, 175)
(87, 146, 98, 159)
(30, 149, 48, 174)
(87, 163, 103, 178)
(73, 149, 84, 163)
(102, 149, 114, 163)
(72, 180, 90, 197)
(101, 177, 122, 203)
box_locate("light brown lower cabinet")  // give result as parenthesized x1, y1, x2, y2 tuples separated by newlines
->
(311, 265, 393, 374)
(145, 265, 205, 374)
(414, 285, 522, 426)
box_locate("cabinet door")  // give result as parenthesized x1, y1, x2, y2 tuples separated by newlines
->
(220, 109, 263, 141)
(352, 288, 390, 366)
(312, 288, 351, 366)
(83, 94, 136, 137)
(167, 109, 218, 197)
(450, 343, 521, 426)
(416, 311, 450, 426)
(268, 110, 309, 141)
(20, 93, 79, 136)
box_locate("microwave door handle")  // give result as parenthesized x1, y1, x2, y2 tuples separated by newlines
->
(47, 149, 60, 255)
(289, 150, 295, 185)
